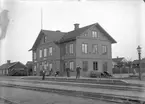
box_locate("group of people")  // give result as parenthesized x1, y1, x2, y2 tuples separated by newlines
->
(41, 65, 81, 80)
(65, 65, 81, 79)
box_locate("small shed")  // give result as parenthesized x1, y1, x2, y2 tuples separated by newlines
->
(0, 60, 27, 76)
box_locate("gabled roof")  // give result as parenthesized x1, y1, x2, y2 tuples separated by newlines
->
(59, 23, 95, 43)
(29, 29, 65, 51)
(58, 23, 117, 44)
(0, 62, 17, 70)
(30, 23, 117, 51)
(0, 62, 26, 70)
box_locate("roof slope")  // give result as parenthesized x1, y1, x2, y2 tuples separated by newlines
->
(0, 62, 17, 70)
(59, 23, 117, 44)
(0, 61, 27, 70)
(59, 23, 95, 43)
(30, 30, 65, 51)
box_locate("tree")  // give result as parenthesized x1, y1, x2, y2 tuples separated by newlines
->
(124, 59, 133, 73)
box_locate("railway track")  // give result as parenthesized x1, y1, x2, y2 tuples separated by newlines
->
(0, 82, 144, 104)
(22, 77, 144, 87)
(0, 97, 19, 104)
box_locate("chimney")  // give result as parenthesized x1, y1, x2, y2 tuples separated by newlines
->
(7, 60, 11, 64)
(74, 23, 79, 30)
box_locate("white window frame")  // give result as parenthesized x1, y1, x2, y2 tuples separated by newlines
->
(33, 52, 36, 60)
(82, 43, 88, 54)
(44, 48, 47, 57)
(92, 31, 98, 38)
(102, 45, 107, 54)
(69, 61, 74, 71)
(65, 44, 68, 55)
(92, 44, 98, 54)
(69, 43, 73, 54)
(49, 47, 52, 56)
(44, 36, 47, 43)
(39, 49, 42, 58)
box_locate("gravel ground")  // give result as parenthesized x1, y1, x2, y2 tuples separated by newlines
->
(0, 87, 117, 104)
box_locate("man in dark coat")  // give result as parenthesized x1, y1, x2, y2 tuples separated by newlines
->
(55, 70, 60, 77)
(42, 68, 46, 80)
(66, 67, 70, 77)
(76, 65, 81, 79)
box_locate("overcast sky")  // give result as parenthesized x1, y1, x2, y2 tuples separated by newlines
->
(0, 0, 145, 65)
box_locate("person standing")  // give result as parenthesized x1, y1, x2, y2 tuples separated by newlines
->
(42, 67, 46, 80)
(66, 67, 70, 77)
(76, 65, 81, 79)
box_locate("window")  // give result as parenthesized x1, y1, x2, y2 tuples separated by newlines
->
(92, 44, 98, 54)
(93, 61, 98, 70)
(84, 32, 88, 36)
(92, 31, 98, 38)
(44, 36, 47, 43)
(64, 62, 67, 71)
(34, 65, 36, 72)
(33, 52, 36, 59)
(39, 50, 42, 58)
(65, 44, 68, 55)
(49, 47, 52, 56)
(69, 61, 74, 71)
(82, 61, 88, 72)
(39, 63, 42, 70)
(102, 45, 107, 54)
(44, 48, 47, 57)
(82, 43, 88, 54)
(49, 63, 52, 71)
(69, 44, 73, 54)
(44, 61, 47, 70)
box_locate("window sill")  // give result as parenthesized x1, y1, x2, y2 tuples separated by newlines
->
(102, 53, 107, 55)
(92, 52, 99, 54)
(82, 52, 88, 54)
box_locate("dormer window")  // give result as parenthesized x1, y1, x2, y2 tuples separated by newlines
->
(44, 36, 47, 43)
(92, 31, 98, 38)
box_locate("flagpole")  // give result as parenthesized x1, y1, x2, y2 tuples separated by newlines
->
(0, 0, 2, 10)
(41, 7, 43, 29)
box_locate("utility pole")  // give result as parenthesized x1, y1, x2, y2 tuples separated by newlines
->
(137, 45, 142, 80)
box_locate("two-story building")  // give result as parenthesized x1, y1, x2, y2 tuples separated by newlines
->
(29, 23, 117, 76)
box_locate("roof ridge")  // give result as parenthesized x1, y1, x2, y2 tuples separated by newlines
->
(67, 22, 97, 33)
(42, 29, 66, 33)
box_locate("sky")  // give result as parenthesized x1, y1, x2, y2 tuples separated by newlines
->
(0, 0, 145, 65)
